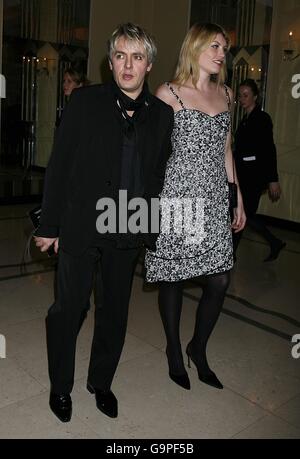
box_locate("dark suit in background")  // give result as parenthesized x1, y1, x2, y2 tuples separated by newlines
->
(233, 104, 284, 260)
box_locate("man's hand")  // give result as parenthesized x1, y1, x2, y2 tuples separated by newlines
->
(268, 182, 281, 202)
(34, 237, 59, 254)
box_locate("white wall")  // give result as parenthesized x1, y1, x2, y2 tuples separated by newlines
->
(0, 0, 3, 148)
(88, 0, 190, 92)
(260, 0, 300, 222)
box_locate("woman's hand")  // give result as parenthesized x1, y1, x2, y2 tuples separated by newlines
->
(34, 237, 59, 253)
(268, 182, 281, 202)
(231, 190, 246, 232)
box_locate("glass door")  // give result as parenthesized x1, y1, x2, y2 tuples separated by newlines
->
(0, 0, 90, 202)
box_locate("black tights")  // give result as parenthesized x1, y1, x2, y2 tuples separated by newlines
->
(158, 271, 230, 375)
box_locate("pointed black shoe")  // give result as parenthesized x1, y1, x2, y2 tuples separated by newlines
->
(264, 240, 286, 262)
(87, 383, 118, 418)
(196, 371, 223, 389)
(186, 343, 223, 390)
(169, 371, 191, 390)
(165, 347, 191, 390)
(49, 393, 72, 423)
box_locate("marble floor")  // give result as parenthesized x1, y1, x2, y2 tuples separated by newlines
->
(0, 204, 299, 439)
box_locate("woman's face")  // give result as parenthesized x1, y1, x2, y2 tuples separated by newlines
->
(198, 33, 228, 76)
(238, 85, 257, 112)
(63, 72, 82, 96)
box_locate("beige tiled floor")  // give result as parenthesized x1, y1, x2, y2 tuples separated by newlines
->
(0, 204, 299, 439)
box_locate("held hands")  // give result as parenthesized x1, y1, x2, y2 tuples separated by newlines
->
(231, 189, 246, 233)
(34, 237, 59, 254)
(268, 182, 281, 202)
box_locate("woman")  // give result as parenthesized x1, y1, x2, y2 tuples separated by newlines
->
(63, 65, 89, 97)
(233, 79, 285, 262)
(56, 63, 89, 127)
(145, 23, 246, 390)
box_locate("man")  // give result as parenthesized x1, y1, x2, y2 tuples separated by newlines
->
(35, 23, 173, 423)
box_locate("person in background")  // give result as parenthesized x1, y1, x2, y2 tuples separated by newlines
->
(63, 63, 89, 97)
(145, 23, 246, 392)
(56, 62, 90, 128)
(233, 79, 285, 262)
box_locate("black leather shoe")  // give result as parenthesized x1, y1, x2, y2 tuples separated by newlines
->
(49, 393, 72, 423)
(87, 383, 118, 418)
(264, 240, 286, 262)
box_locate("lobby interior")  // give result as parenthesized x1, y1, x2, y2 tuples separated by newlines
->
(0, 0, 299, 439)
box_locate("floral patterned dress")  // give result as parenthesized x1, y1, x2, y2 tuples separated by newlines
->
(145, 83, 233, 282)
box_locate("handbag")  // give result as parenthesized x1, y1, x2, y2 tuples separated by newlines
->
(28, 205, 42, 229)
(28, 204, 55, 256)
(228, 155, 237, 210)
(228, 181, 237, 210)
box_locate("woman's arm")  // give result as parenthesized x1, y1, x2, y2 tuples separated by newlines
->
(225, 130, 246, 232)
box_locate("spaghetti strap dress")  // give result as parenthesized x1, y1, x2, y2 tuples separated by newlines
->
(145, 83, 234, 282)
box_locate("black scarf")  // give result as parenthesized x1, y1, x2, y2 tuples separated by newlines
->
(112, 78, 149, 111)
(111, 78, 148, 199)
(111, 79, 149, 136)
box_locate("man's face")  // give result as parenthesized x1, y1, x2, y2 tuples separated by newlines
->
(109, 36, 152, 99)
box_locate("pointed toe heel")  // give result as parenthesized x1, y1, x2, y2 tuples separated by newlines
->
(186, 343, 223, 390)
(264, 241, 286, 262)
(165, 347, 191, 390)
(198, 372, 223, 389)
(169, 372, 191, 390)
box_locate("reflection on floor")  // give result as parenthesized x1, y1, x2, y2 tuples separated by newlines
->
(0, 204, 299, 439)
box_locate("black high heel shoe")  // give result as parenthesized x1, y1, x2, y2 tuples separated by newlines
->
(166, 348, 191, 390)
(169, 371, 191, 390)
(263, 240, 286, 262)
(186, 343, 223, 390)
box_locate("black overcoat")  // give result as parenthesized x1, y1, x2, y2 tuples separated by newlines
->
(36, 82, 174, 255)
(234, 105, 278, 190)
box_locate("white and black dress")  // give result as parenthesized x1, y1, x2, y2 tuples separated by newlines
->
(145, 83, 233, 282)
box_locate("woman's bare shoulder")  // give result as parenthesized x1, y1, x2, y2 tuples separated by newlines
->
(224, 84, 233, 103)
(155, 82, 174, 105)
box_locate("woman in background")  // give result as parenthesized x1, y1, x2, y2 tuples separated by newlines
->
(63, 63, 89, 97)
(56, 62, 89, 127)
(233, 79, 285, 262)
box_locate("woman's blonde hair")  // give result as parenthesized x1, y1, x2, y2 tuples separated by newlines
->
(174, 22, 230, 87)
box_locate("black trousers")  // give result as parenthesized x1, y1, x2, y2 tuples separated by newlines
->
(46, 242, 140, 394)
(233, 175, 278, 253)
